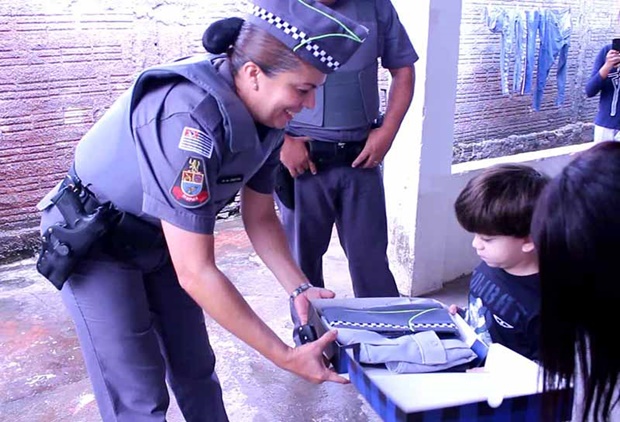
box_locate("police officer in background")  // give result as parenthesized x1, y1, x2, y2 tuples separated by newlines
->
(277, 0, 417, 298)
(35, 1, 368, 420)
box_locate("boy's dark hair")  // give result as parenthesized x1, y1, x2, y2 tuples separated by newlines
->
(454, 163, 550, 238)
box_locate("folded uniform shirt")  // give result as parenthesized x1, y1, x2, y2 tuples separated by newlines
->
(334, 327, 477, 374)
(320, 303, 458, 336)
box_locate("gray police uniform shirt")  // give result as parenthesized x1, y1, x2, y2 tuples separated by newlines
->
(39, 55, 283, 235)
(286, 0, 418, 143)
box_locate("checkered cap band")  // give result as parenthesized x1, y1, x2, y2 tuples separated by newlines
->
(327, 320, 458, 331)
(248, 4, 340, 70)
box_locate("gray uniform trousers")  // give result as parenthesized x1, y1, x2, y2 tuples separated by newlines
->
(279, 164, 398, 298)
(60, 244, 228, 422)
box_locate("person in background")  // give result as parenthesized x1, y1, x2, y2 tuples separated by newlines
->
(585, 39, 620, 142)
(34, 1, 368, 420)
(276, 0, 417, 303)
(532, 141, 620, 422)
(448, 164, 550, 361)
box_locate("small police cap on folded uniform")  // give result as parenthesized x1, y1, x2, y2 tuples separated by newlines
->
(244, 0, 368, 73)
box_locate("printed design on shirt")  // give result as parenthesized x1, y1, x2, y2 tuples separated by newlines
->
(610, 71, 620, 117)
(493, 314, 515, 329)
(170, 156, 210, 208)
(178, 126, 213, 158)
(467, 297, 493, 345)
(465, 269, 525, 346)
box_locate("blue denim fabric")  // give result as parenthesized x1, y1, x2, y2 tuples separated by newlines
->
(523, 9, 542, 94)
(488, 8, 540, 96)
(513, 11, 528, 94)
(487, 7, 513, 95)
(533, 8, 572, 110)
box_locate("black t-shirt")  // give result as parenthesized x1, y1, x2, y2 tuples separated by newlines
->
(464, 261, 540, 361)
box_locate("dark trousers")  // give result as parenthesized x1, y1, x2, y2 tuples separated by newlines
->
(60, 246, 228, 422)
(279, 164, 398, 298)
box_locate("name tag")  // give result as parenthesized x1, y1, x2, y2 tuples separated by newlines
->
(217, 175, 243, 184)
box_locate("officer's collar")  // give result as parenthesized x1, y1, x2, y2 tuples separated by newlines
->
(210, 56, 262, 152)
(212, 56, 282, 150)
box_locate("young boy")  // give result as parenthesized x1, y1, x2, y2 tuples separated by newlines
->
(449, 163, 550, 361)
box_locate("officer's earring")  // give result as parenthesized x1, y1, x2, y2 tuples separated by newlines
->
(252, 78, 259, 91)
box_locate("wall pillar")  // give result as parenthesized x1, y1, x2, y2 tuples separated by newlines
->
(384, 0, 463, 295)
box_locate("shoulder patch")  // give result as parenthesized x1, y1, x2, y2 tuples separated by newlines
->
(170, 156, 210, 208)
(178, 126, 213, 158)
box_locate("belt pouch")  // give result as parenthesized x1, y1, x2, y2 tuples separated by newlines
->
(104, 212, 165, 259)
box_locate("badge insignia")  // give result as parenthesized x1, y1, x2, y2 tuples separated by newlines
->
(178, 126, 213, 158)
(170, 156, 210, 208)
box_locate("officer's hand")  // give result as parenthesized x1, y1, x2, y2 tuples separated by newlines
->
(280, 134, 317, 177)
(281, 330, 349, 384)
(293, 286, 335, 325)
(448, 304, 459, 315)
(351, 128, 394, 169)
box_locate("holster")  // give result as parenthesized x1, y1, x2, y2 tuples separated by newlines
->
(37, 167, 168, 290)
(274, 163, 295, 210)
(36, 180, 120, 290)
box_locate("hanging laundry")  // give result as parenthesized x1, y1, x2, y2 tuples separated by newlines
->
(533, 8, 572, 110)
(486, 7, 571, 108)
(486, 7, 515, 95)
(522, 9, 542, 94)
(512, 10, 528, 94)
(486, 6, 538, 96)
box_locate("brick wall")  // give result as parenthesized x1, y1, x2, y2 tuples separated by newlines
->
(0, 0, 243, 261)
(1, 0, 617, 260)
(453, 0, 618, 163)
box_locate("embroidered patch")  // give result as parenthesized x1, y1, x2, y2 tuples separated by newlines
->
(217, 175, 244, 184)
(170, 157, 210, 208)
(178, 126, 213, 158)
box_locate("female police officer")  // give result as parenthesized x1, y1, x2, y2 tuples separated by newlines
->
(35, 1, 368, 420)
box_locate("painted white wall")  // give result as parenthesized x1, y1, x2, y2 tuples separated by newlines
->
(385, 0, 462, 295)
(440, 143, 592, 284)
(385, 0, 595, 296)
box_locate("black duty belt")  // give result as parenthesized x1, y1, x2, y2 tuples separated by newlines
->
(36, 164, 165, 290)
(307, 140, 366, 168)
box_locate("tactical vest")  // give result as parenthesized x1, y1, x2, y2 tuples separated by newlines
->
(73, 54, 261, 218)
(290, 0, 379, 130)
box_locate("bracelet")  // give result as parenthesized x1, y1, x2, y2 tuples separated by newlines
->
(290, 282, 313, 300)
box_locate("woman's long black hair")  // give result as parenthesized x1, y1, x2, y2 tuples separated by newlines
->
(532, 141, 620, 421)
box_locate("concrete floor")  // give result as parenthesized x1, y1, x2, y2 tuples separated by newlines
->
(0, 217, 469, 422)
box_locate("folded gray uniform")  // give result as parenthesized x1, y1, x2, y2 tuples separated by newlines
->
(334, 328, 477, 374)
(320, 303, 458, 335)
